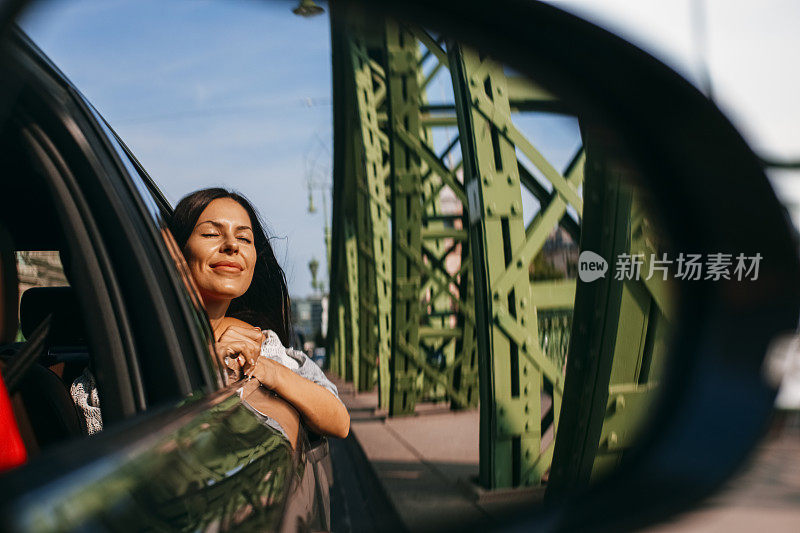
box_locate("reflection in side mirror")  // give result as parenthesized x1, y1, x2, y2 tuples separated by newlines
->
(326, 5, 682, 521)
(7, 1, 797, 531)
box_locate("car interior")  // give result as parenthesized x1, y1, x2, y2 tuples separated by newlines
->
(0, 111, 100, 457)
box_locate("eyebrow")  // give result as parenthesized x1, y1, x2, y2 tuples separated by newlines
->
(195, 220, 253, 231)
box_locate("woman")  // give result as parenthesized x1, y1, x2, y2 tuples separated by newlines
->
(169, 188, 349, 441)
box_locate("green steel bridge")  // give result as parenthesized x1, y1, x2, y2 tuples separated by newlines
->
(323, 4, 672, 494)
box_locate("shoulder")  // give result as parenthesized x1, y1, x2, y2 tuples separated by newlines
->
(219, 316, 255, 330)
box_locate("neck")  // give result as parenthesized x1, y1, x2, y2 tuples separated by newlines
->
(204, 298, 231, 336)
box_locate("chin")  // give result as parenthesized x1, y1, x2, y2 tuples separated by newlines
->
(200, 285, 248, 303)
(219, 288, 248, 300)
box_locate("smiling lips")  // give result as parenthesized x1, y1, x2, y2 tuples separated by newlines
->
(210, 261, 244, 272)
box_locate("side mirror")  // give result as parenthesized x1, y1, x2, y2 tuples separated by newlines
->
(335, 1, 800, 530)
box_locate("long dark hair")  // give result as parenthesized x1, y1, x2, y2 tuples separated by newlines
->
(169, 188, 293, 346)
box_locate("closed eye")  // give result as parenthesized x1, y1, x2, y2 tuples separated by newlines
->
(201, 233, 219, 237)
(237, 237, 252, 243)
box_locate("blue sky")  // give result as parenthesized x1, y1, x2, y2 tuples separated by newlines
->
(19, 0, 800, 294)
(20, 0, 335, 297)
(19, 0, 583, 297)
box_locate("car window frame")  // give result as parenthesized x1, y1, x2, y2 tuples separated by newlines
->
(7, 29, 218, 408)
(77, 97, 223, 393)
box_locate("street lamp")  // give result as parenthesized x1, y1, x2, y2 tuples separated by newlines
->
(292, 0, 324, 17)
(307, 189, 317, 213)
(309, 257, 322, 293)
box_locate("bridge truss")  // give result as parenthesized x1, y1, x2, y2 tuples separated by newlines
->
(326, 5, 669, 491)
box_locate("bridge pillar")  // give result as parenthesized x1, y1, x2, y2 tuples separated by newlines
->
(348, 30, 393, 406)
(386, 22, 424, 415)
(449, 45, 585, 488)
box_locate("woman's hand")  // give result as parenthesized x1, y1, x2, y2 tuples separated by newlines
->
(243, 355, 285, 390)
(215, 325, 265, 379)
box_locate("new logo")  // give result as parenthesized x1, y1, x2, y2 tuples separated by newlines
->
(578, 251, 608, 282)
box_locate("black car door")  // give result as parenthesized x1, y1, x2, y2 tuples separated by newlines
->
(0, 30, 327, 531)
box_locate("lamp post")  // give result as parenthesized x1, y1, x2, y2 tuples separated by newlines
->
(307, 184, 331, 278)
(304, 131, 332, 288)
(292, 0, 324, 17)
(309, 256, 322, 293)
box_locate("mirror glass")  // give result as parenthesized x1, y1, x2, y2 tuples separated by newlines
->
(14, 0, 772, 529)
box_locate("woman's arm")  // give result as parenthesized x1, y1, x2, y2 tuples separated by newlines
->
(246, 357, 350, 439)
(239, 379, 301, 447)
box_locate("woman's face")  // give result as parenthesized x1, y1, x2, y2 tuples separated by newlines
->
(183, 198, 257, 305)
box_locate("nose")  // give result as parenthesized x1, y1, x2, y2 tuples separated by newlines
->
(220, 234, 239, 254)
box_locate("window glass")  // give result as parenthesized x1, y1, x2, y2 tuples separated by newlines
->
(15, 251, 68, 341)
(82, 99, 222, 390)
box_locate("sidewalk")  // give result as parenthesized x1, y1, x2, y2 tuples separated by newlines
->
(331, 376, 542, 532)
(332, 374, 800, 532)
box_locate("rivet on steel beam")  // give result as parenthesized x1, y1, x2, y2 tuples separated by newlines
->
(487, 203, 496, 215)
(483, 175, 492, 186)
(520, 316, 527, 325)
(516, 259, 524, 269)
(609, 432, 619, 446)
(615, 395, 626, 411)
(507, 175, 515, 185)
(520, 297, 528, 308)
(472, 97, 480, 106)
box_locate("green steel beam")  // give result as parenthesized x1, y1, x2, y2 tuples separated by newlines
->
(372, 25, 479, 413)
(417, 66, 454, 406)
(531, 280, 576, 310)
(330, 9, 670, 501)
(546, 132, 673, 499)
(345, 220, 361, 386)
(333, 12, 582, 487)
(350, 32, 393, 405)
(387, 21, 424, 415)
(421, 114, 459, 127)
(328, 8, 351, 383)
(328, 6, 394, 404)
(448, 43, 585, 488)
(590, 194, 673, 481)
(450, 45, 549, 489)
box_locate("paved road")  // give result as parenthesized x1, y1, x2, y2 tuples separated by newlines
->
(329, 433, 406, 533)
(329, 373, 800, 532)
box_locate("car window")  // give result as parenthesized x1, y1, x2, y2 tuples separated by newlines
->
(0, 115, 109, 455)
(15, 251, 68, 319)
(80, 100, 223, 391)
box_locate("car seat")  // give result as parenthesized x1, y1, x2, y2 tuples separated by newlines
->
(0, 284, 84, 453)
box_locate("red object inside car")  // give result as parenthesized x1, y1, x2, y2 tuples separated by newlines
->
(0, 371, 26, 471)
